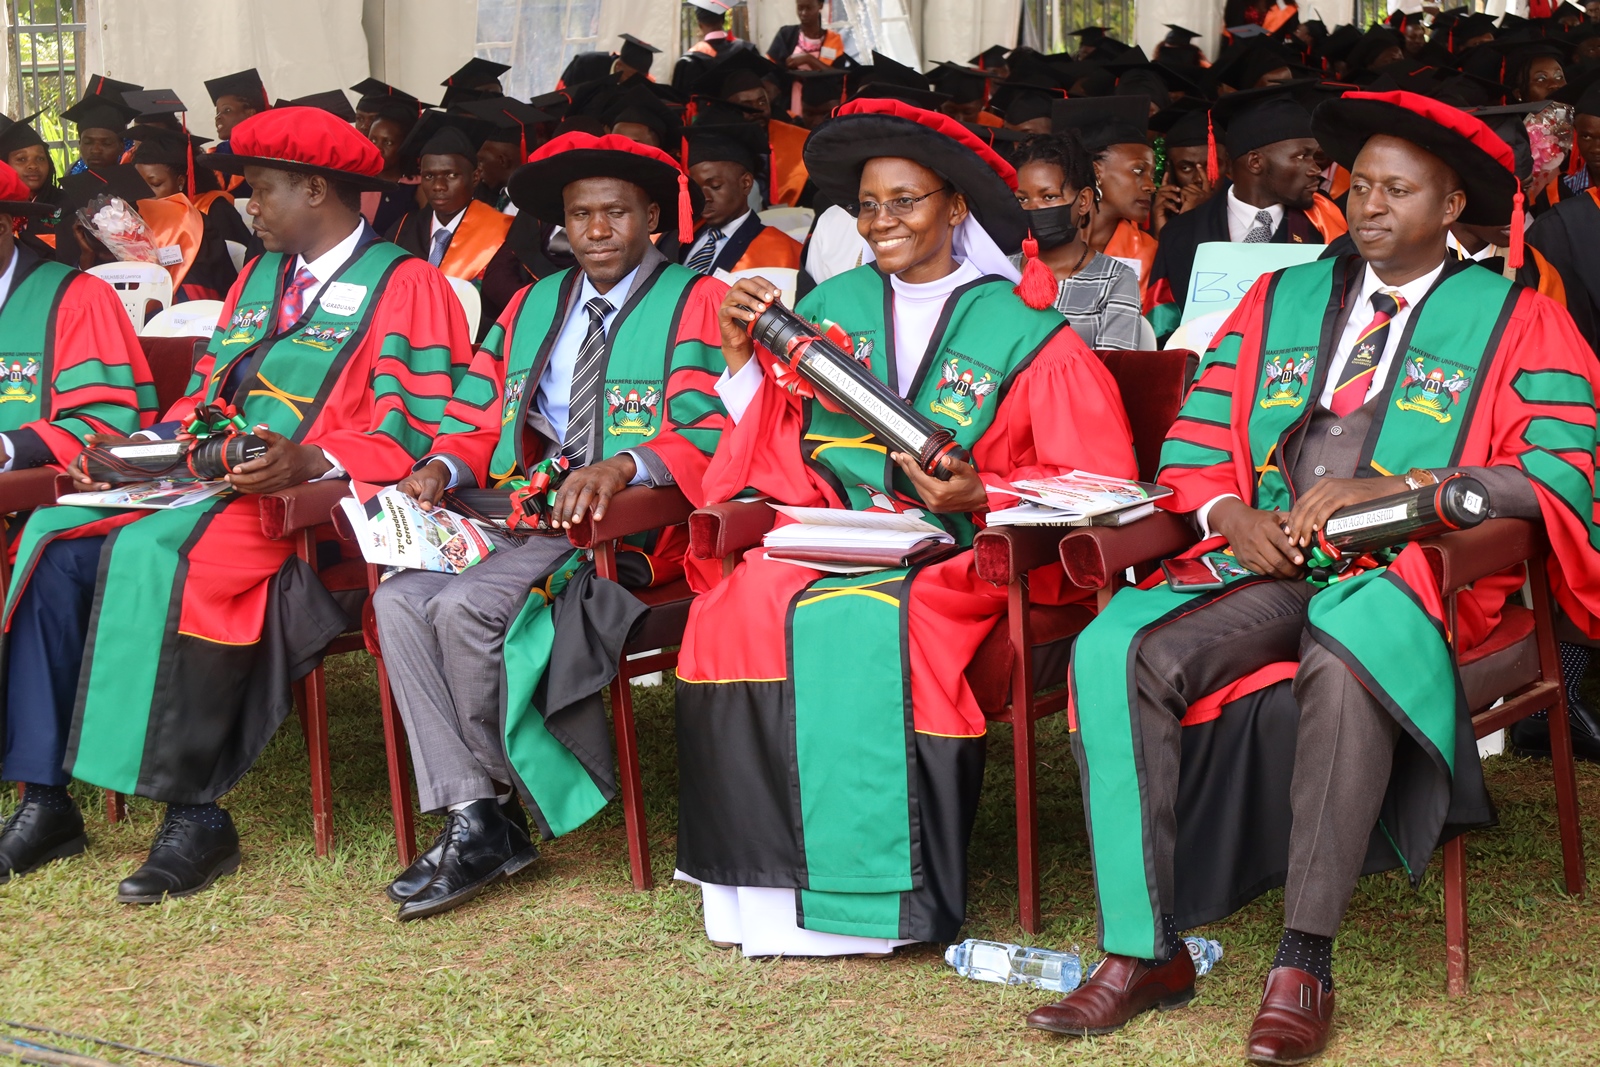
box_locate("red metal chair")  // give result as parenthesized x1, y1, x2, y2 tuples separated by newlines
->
(687, 349, 1198, 934)
(370, 486, 698, 884)
(1060, 509, 1585, 995)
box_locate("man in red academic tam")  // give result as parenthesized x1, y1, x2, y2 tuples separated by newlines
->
(371, 133, 729, 921)
(0, 107, 473, 901)
(1033, 92, 1600, 1064)
(0, 165, 154, 482)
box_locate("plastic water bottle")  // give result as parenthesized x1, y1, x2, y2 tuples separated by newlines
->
(1185, 936, 1224, 977)
(944, 939, 1083, 993)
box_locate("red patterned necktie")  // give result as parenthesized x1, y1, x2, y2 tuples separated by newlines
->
(1329, 290, 1404, 418)
(277, 266, 318, 334)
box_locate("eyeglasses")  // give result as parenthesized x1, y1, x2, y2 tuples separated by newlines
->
(843, 186, 953, 219)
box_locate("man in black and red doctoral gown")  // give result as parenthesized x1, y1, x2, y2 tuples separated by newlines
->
(0, 107, 472, 902)
(1031, 91, 1600, 1065)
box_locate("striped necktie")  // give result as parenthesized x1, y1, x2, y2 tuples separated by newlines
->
(561, 295, 615, 468)
(686, 227, 724, 274)
(1329, 290, 1404, 418)
(277, 266, 317, 334)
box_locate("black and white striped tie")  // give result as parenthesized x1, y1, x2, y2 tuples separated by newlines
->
(561, 295, 614, 468)
(686, 227, 723, 274)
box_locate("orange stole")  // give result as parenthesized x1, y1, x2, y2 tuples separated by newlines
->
(767, 120, 810, 207)
(192, 189, 233, 215)
(975, 111, 1004, 127)
(1105, 219, 1157, 300)
(438, 201, 513, 282)
(136, 194, 204, 291)
(1305, 193, 1348, 242)
(729, 226, 803, 272)
(1261, 3, 1298, 34)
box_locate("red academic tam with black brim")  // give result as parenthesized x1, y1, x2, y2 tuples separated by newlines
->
(0, 163, 57, 217)
(802, 97, 1028, 253)
(507, 132, 703, 245)
(198, 106, 391, 191)
(1311, 89, 1517, 227)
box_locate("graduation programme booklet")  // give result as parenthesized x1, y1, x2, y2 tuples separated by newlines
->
(340, 481, 496, 574)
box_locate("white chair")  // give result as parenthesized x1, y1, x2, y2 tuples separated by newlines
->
(140, 300, 224, 338)
(1136, 315, 1158, 351)
(234, 197, 255, 231)
(447, 275, 482, 339)
(759, 205, 816, 243)
(1163, 308, 1231, 354)
(87, 262, 173, 331)
(714, 266, 799, 309)
(225, 240, 246, 272)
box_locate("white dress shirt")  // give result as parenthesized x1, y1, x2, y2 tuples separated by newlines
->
(429, 206, 468, 239)
(1226, 186, 1285, 242)
(684, 211, 750, 271)
(1445, 230, 1497, 263)
(1196, 257, 1447, 535)
(715, 258, 982, 423)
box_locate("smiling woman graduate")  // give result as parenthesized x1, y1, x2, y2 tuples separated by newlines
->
(672, 98, 1137, 957)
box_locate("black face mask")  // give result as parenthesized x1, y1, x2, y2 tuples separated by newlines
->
(1025, 203, 1079, 250)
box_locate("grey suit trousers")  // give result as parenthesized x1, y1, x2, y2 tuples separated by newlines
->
(371, 532, 579, 812)
(1132, 578, 1401, 938)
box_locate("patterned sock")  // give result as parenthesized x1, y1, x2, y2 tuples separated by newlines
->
(1273, 928, 1333, 992)
(19, 783, 74, 812)
(1137, 914, 1185, 968)
(167, 802, 228, 830)
(1562, 642, 1591, 708)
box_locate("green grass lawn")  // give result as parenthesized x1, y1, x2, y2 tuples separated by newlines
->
(2, 652, 1598, 1066)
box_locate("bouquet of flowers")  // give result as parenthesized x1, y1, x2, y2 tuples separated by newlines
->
(76, 194, 160, 263)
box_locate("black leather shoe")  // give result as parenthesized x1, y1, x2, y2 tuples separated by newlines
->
(0, 794, 87, 883)
(386, 798, 530, 903)
(1510, 697, 1600, 763)
(117, 807, 241, 904)
(397, 799, 537, 921)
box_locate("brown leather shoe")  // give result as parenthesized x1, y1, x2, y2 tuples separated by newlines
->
(1246, 967, 1334, 1065)
(1025, 951, 1196, 1036)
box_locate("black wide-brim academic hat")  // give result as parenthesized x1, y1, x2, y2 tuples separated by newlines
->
(0, 196, 58, 218)
(804, 98, 1027, 253)
(1312, 89, 1518, 226)
(506, 132, 703, 236)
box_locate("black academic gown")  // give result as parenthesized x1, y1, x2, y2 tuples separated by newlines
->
(677, 212, 767, 273)
(1527, 193, 1600, 351)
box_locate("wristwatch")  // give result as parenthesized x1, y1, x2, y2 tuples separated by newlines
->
(1403, 468, 1438, 491)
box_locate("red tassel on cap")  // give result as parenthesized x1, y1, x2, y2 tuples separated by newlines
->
(1206, 113, 1219, 185)
(1508, 189, 1525, 270)
(1014, 234, 1058, 310)
(677, 171, 694, 247)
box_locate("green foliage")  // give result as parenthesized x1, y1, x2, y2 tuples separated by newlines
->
(1, 652, 1598, 1065)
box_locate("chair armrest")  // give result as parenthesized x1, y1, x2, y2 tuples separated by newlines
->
(566, 486, 693, 548)
(0, 467, 69, 513)
(1059, 511, 1197, 590)
(1417, 517, 1542, 594)
(973, 525, 1073, 585)
(258, 479, 352, 540)
(689, 498, 775, 560)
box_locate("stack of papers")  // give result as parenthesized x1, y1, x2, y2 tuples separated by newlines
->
(986, 470, 1172, 527)
(763, 504, 955, 573)
(56, 481, 232, 510)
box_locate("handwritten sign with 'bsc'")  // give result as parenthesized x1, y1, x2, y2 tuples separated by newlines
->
(1180, 241, 1326, 325)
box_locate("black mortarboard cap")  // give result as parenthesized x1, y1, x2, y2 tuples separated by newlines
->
(1344, 27, 1407, 74)
(929, 62, 990, 104)
(1558, 1, 1587, 19)
(399, 110, 492, 168)
(852, 81, 953, 111)
(80, 74, 141, 106)
(128, 127, 211, 168)
(561, 52, 618, 87)
(605, 84, 684, 153)
(1164, 24, 1200, 45)
(684, 121, 765, 172)
(694, 46, 779, 99)
(1116, 70, 1171, 109)
(970, 45, 1011, 69)
(442, 58, 510, 91)
(619, 34, 661, 75)
(867, 50, 930, 90)
(792, 66, 853, 107)
(1469, 103, 1541, 183)
(1212, 81, 1314, 155)
(1149, 97, 1210, 146)
(1052, 95, 1149, 150)
(1071, 26, 1111, 41)
(119, 89, 176, 123)
(0, 112, 46, 156)
(59, 164, 154, 218)
(204, 68, 269, 110)
(1449, 13, 1499, 45)
(62, 93, 138, 134)
(275, 90, 357, 123)
(441, 85, 497, 109)
(1216, 38, 1306, 89)
(459, 97, 555, 150)
(350, 79, 424, 113)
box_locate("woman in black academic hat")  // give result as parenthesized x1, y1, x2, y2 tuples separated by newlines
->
(674, 97, 1138, 959)
(0, 113, 62, 251)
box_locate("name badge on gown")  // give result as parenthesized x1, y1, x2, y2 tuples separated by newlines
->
(319, 282, 367, 317)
